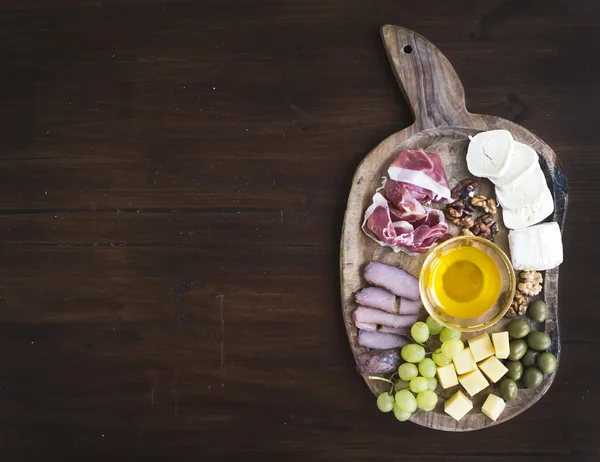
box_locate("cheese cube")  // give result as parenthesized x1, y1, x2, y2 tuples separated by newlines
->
(482, 393, 506, 421)
(478, 356, 509, 383)
(444, 390, 473, 421)
(468, 333, 495, 362)
(508, 222, 563, 270)
(492, 332, 510, 359)
(437, 364, 459, 389)
(452, 347, 477, 375)
(458, 368, 489, 396)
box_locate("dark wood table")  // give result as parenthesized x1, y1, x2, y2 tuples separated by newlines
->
(0, 1, 598, 460)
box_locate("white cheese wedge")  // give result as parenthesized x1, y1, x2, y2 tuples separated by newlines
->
(508, 222, 563, 270)
(482, 393, 506, 421)
(501, 187, 554, 229)
(495, 166, 548, 210)
(467, 130, 514, 178)
(445, 390, 473, 421)
(491, 142, 538, 187)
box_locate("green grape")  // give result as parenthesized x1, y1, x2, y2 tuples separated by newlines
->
(416, 390, 438, 411)
(441, 338, 464, 358)
(376, 392, 394, 413)
(409, 376, 428, 393)
(392, 404, 412, 422)
(439, 327, 461, 343)
(426, 315, 443, 335)
(401, 344, 425, 363)
(394, 389, 417, 413)
(398, 363, 418, 381)
(394, 379, 410, 392)
(432, 348, 451, 366)
(411, 322, 430, 343)
(427, 377, 438, 391)
(418, 358, 437, 378)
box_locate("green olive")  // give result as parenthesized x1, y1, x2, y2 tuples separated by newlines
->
(499, 378, 518, 401)
(523, 367, 544, 388)
(522, 349, 539, 368)
(527, 331, 551, 351)
(509, 339, 528, 360)
(507, 319, 531, 339)
(527, 300, 548, 323)
(505, 360, 523, 381)
(537, 352, 557, 374)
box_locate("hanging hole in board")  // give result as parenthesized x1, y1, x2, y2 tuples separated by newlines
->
(403, 45, 413, 54)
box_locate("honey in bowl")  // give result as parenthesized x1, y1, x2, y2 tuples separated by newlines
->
(427, 244, 501, 319)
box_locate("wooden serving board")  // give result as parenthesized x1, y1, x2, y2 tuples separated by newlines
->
(340, 25, 568, 431)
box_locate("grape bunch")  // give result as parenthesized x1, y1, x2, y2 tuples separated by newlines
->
(376, 316, 464, 422)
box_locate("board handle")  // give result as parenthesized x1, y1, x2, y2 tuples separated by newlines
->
(381, 25, 469, 130)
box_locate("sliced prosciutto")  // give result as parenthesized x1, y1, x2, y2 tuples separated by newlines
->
(387, 149, 451, 203)
(358, 331, 409, 350)
(363, 192, 451, 255)
(362, 149, 452, 255)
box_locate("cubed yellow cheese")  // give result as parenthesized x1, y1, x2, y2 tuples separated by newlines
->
(452, 347, 477, 375)
(444, 390, 473, 421)
(458, 368, 489, 396)
(482, 393, 506, 421)
(478, 355, 509, 383)
(492, 332, 510, 359)
(468, 333, 495, 362)
(437, 364, 459, 389)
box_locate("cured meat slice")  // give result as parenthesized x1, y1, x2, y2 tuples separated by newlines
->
(353, 306, 419, 328)
(387, 149, 452, 203)
(363, 261, 419, 300)
(363, 194, 451, 255)
(357, 330, 409, 349)
(354, 287, 397, 313)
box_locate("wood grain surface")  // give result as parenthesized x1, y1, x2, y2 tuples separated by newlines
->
(0, 1, 598, 461)
(340, 26, 566, 431)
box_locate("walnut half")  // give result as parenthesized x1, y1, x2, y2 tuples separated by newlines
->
(470, 213, 498, 241)
(471, 195, 498, 214)
(518, 271, 543, 296)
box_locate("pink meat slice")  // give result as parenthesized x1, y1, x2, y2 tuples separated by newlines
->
(362, 193, 450, 255)
(387, 149, 451, 203)
(354, 323, 410, 335)
(399, 298, 423, 315)
(358, 330, 409, 349)
(384, 180, 428, 221)
(354, 321, 377, 332)
(355, 287, 397, 313)
(363, 261, 420, 300)
(353, 306, 419, 328)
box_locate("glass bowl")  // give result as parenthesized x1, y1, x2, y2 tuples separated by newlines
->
(419, 236, 515, 332)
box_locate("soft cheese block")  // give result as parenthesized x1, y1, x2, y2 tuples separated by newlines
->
(482, 393, 506, 421)
(508, 222, 563, 270)
(452, 347, 477, 375)
(467, 130, 514, 178)
(491, 142, 538, 187)
(492, 332, 510, 360)
(478, 356, 509, 383)
(501, 187, 554, 230)
(458, 368, 489, 397)
(445, 390, 473, 421)
(468, 333, 495, 362)
(495, 167, 548, 210)
(437, 364, 459, 389)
